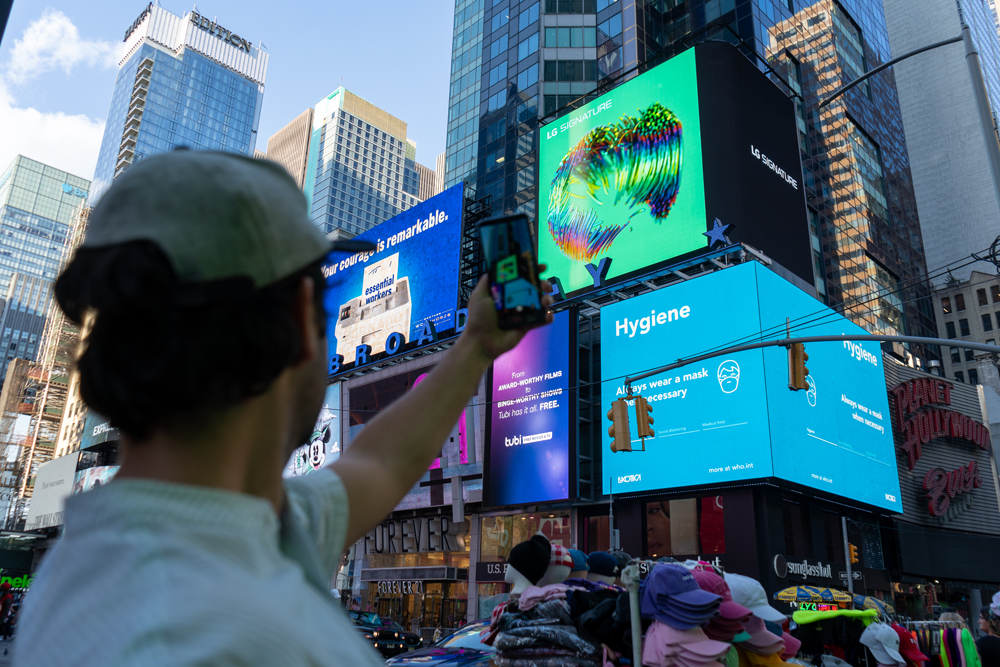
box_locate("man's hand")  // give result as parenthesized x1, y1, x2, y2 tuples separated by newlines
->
(462, 268, 555, 364)
(335, 265, 555, 547)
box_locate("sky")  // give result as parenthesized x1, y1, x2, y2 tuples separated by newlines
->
(0, 0, 455, 181)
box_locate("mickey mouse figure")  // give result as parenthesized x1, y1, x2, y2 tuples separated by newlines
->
(308, 426, 331, 470)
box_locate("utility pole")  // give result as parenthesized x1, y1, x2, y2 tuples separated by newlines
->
(842, 517, 854, 597)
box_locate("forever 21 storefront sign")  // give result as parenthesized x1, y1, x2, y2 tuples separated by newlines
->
(377, 580, 423, 595)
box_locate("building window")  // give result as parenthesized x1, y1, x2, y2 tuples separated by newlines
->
(970, 368, 980, 385)
(517, 63, 538, 90)
(518, 33, 539, 61)
(946, 322, 957, 338)
(942, 297, 952, 314)
(992, 285, 1000, 303)
(956, 293, 967, 311)
(951, 348, 961, 364)
(979, 288, 989, 306)
(599, 14, 622, 39)
(822, 511, 845, 563)
(960, 319, 971, 337)
(984, 314, 994, 332)
(955, 371, 965, 383)
(490, 34, 509, 60)
(965, 349, 975, 362)
(519, 2, 539, 29)
(491, 10, 509, 32)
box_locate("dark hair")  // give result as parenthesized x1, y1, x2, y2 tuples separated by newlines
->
(56, 241, 326, 439)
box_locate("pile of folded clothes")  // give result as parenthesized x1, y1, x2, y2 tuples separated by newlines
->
(492, 589, 603, 667)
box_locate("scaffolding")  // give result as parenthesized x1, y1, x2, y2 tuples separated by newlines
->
(0, 204, 89, 529)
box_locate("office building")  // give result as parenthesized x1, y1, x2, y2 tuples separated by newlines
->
(303, 88, 437, 235)
(91, 4, 269, 199)
(883, 0, 1000, 285)
(0, 275, 51, 389)
(447, 0, 937, 353)
(263, 108, 314, 189)
(933, 270, 1000, 384)
(0, 156, 87, 295)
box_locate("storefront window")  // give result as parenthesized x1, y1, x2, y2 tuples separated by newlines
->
(783, 499, 809, 557)
(480, 513, 572, 562)
(643, 496, 725, 558)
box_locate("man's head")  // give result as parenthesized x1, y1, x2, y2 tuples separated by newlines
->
(56, 151, 334, 451)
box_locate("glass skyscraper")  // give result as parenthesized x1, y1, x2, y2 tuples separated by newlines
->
(447, 0, 936, 353)
(91, 4, 268, 200)
(303, 88, 434, 236)
(0, 156, 90, 385)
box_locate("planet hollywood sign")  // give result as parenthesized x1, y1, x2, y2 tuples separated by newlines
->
(889, 377, 991, 522)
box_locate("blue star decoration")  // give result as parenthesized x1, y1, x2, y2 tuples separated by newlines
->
(703, 218, 731, 247)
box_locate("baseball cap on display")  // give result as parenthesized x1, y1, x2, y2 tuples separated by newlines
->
(589, 552, 621, 578)
(860, 623, 905, 667)
(737, 615, 785, 655)
(549, 544, 574, 569)
(781, 633, 802, 660)
(641, 564, 723, 630)
(83, 150, 373, 291)
(724, 572, 787, 623)
(642, 621, 731, 667)
(892, 625, 928, 662)
(568, 549, 590, 572)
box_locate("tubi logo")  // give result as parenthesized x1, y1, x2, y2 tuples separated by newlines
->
(618, 474, 641, 483)
(504, 436, 521, 447)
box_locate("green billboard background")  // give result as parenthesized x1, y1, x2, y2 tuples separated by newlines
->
(538, 48, 706, 294)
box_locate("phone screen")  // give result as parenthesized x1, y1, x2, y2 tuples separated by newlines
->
(479, 215, 546, 329)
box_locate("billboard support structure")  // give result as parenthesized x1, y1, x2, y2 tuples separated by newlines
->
(623, 333, 1000, 393)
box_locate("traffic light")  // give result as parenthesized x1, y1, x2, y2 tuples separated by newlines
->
(635, 396, 655, 440)
(849, 543, 859, 565)
(788, 343, 810, 391)
(608, 399, 631, 453)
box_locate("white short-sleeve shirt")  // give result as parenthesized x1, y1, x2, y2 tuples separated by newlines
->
(13, 469, 384, 666)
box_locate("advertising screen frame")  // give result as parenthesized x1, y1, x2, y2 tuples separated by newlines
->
(325, 183, 466, 377)
(599, 262, 902, 513)
(537, 41, 811, 300)
(483, 309, 578, 509)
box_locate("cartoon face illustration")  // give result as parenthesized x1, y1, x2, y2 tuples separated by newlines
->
(308, 426, 331, 468)
(717, 360, 740, 394)
(806, 375, 817, 407)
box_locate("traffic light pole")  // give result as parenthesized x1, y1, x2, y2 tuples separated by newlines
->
(623, 334, 1000, 391)
(842, 516, 854, 597)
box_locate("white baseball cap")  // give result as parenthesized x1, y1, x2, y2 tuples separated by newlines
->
(723, 572, 787, 623)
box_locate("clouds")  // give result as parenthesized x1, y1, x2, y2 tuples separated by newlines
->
(0, 10, 119, 180)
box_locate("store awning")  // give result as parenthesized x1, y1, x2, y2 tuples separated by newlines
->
(359, 566, 468, 582)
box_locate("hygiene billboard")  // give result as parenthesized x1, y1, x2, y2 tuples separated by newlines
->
(485, 311, 575, 507)
(325, 183, 464, 373)
(539, 42, 811, 298)
(600, 262, 902, 512)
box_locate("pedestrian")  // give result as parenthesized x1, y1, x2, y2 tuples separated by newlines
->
(0, 583, 11, 641)
(978, 606, 1000, 667)
(12, 151, 552, 666)
(433, 627, 442, 643)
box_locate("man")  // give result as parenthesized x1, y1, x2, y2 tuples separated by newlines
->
(13, 151, 551, 665)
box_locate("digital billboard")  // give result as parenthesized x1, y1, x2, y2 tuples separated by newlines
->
(485, 310, 574, 507)
(348, 363, 480, 510)
(283, 383, 341, 478)
(24, 453, 80, 530)
(600, 262, 902, 512)
(325, 183, 464, 374)
(539, 42, 811, 298)
(80, 411, 120, 450)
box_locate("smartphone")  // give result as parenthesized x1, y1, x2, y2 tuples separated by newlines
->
(479, 214, 547, 330)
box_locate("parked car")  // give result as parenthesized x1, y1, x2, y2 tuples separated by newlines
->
(385, 620, 495, 666)
(349, 611, 423, 657)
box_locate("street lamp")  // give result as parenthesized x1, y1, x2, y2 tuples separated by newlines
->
(818, 24, 1000, 218)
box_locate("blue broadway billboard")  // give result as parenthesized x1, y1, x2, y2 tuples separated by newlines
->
(600, 262, 902, 512)
(325, 183, 464, 373)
